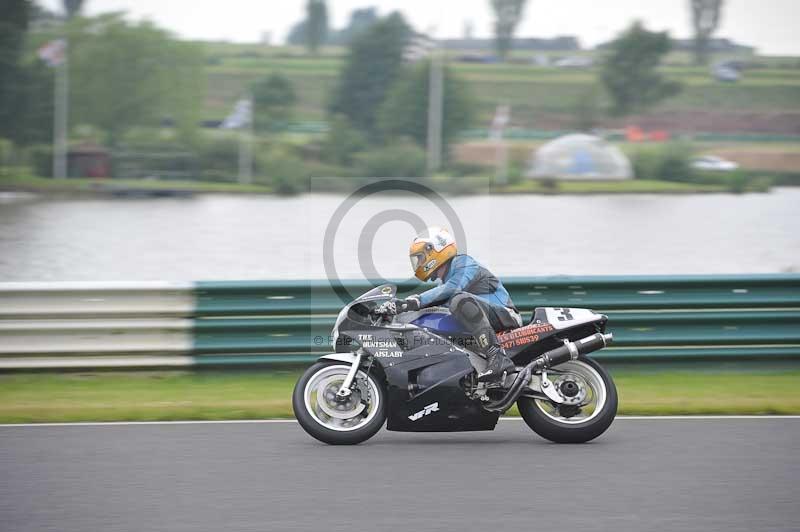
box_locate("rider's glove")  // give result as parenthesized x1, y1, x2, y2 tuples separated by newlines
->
(376, 300, 397, 316)
(395, 296, 421, 313)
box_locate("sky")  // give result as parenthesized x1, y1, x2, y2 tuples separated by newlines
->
(38, 0, 800, 56)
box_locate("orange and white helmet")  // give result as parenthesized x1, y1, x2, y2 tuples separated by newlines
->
(409, 226, 457, 281)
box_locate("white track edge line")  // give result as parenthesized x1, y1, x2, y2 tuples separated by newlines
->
(2, 415, 800, 428)
(0, 419, 299, 427)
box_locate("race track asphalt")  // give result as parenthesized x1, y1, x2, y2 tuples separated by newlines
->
(1, 418, 798, 532)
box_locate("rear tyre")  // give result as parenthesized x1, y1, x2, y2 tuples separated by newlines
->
(517, 356, 617, 443)
(293, 361, 386, 445)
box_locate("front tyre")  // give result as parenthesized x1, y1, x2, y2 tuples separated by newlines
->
(517, 357, 617, 443)
(293, 362, 386, 445)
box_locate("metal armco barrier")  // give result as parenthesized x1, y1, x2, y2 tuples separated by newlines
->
(0, 275, 798, 370)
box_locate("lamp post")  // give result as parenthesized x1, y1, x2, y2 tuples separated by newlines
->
(426, 44, 444, 176)
(490, 105, 511, 185)
(53, 45, 69, 180)
(39, 38, 69, 179)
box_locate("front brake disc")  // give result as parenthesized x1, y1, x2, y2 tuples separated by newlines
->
(316, 375, 366, 419)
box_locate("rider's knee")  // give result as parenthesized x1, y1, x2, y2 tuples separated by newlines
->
(450, 293, 483, 323)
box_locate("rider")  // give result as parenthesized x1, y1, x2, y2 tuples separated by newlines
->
(394, 226, 522, 382)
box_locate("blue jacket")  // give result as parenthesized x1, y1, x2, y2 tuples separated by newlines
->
(417, 254, 516, 310)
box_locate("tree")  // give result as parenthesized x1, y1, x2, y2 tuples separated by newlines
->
(290, 6, 377, 47)
(9, 61, 54, 145)
(489, 0, 527, 60)
(328, 12, 412, 134)
(329, 7, 379, 45)
(690, 0, 724, 65)
(305, 0, 328, 54)
(68, 14, 205, 145)
(600, 22, 682, 116)
(321, 115, 367, 166)
(0, 0, 31, 143)
(286, 20, 307, 46)
(251, 72, 296, 131)
(63, 0, 84, 18)
(378, 61, 473, 158)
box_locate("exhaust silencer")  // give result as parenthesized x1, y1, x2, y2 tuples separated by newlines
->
(483, 332, 612, 413)
(531, 332, 613, 371)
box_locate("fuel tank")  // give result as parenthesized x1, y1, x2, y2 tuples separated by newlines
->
(410, 311, 467, 335)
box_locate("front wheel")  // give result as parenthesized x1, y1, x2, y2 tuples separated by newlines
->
(517, 356, 617, 443)
(292, 361, 386, 445)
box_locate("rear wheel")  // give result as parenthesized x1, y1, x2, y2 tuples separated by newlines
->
(292, 362, 386, 445)
(517, 357, 617, 443)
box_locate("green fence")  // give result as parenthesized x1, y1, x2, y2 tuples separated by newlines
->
(1, 275, 798, 370)
(191, 275, 800, 367)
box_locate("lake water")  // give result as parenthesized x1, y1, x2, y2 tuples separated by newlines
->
(0, 189, 798, 282)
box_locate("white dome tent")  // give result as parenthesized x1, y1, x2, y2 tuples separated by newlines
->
(527, 134, 633, 180)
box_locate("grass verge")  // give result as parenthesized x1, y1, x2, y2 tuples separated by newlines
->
(1, 174, 747, 196)
(0, 175, 272, 194)
(0, 369, 798, 424)
(498, 179, 730, 194)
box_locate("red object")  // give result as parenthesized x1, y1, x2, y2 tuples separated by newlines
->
(625, 126, 646, 142)
(67, 144, 110, 178)
(648, 130, 670, 142)
(626, 126, 670, 143)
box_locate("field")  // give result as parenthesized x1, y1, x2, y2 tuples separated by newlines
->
(0, 174, 272, 194)
(1, 172, 758, 195)
(1, 369, 798, 423)
(201, 43, 800, 134)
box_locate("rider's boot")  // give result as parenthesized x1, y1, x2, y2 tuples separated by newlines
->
(477, 345, 515, 383)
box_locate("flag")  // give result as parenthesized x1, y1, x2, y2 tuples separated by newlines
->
(489, 105, 511, 140)
(38, 39, 67, 67)
(220, 99, 252, 129)
(403, 35, 435, 63)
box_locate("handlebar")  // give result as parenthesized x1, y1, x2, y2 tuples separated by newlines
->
(369, 300, 397, 325)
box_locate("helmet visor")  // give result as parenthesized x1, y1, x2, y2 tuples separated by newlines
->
(410, 252, 426, 271)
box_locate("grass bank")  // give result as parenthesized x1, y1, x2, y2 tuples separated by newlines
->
(1, 174, 759, 196)
(1, 369, 798, 424)
(202, 43, 800, 125)
(0, 175, 272, 195)
(498, 179, 731, 194)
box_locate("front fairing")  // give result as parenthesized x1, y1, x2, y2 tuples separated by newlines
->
(331, 284, 397, 351)
(327, 287, 498, 432)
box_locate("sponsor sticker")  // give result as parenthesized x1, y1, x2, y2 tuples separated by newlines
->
(375, 348, 403, 358)
(498, 323, 554, 349)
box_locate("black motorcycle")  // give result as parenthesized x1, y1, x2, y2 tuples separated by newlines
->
(293, 284, 617, 445)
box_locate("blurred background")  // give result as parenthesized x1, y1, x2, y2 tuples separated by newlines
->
(0, 0, 798, 282)
(0, 1, 798, 425)
(1, 6, 799, 531)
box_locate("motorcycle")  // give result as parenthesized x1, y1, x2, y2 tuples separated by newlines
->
(293, 284, 617, 445)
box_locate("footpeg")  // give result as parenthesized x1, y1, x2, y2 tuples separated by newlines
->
(478, 346, 515, 383)
(481, 366, 533, 413)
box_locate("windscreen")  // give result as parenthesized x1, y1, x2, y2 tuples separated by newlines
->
(355, 284, 396, 302)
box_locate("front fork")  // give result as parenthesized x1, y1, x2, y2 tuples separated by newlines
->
(333, 349, 365, 398)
